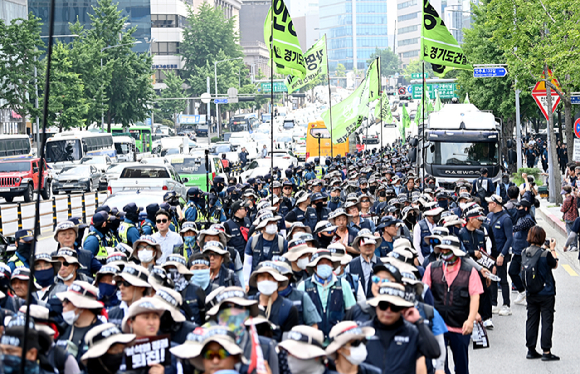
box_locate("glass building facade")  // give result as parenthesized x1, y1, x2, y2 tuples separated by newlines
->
(319, 0, 388, 71)
(28, 0, 150, 53)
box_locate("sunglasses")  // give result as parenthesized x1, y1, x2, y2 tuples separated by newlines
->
(361, 200, 370, 203)
(378, 301, 404, 313)
(203, 348, 231, 360)
(349, 339, 367, 347)
(156, 219, 168, 224)
(118, 280, 132, 288)
(371, 275, 390, 285)
(60, 261, 72, 267)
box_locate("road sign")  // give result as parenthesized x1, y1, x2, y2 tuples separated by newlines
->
(473, 67, 508, 78)
(574, 139, 580, 161)
(575, 118, 580, 138)
(411, 73, 428, 79)
(260, 82, 287, 93)
(407, 85, 413, 94)
(200, 93, 211, 104)
(178, 114, 205, 124)
(532, 70, 560, 120)
(214, 98, 228, 104)
(398, 87, 406, 95)
(227, 87, 238, 104)
(572, 96, 580, 105)
(411, 83, 459, 99)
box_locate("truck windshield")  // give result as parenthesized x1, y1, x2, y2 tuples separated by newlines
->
(0, 162, 30, 172)
(427, 142, 498, 166)
(45, 139, 81, 163)
(171, 157, 206, 174)
(115, 143, 131, 154)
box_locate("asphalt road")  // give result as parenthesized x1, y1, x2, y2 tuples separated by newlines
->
(469, 213, 580, 373)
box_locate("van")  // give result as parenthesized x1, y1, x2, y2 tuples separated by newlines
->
(113, 136, 137, 162)
(283, 119, 295, 130)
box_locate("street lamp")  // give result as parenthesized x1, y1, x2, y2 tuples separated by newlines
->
(100, 41, 142, 127)
(214, 56, 243, 138)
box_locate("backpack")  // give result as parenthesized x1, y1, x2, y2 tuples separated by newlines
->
(520, 246, 547, 294)
(476, 178, 489, 202)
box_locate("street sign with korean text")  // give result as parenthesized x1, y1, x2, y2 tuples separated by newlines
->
(574, 139, 580, 161)
(214, 98, 228, 104)
(531, 70, 560, 121)
(178, 115, 205, 124)
(411, 83, 459, 99)
(260, 82, 288, 93)
(571, 96, 580, 105)
(473, 67, 507, 78)
(411, 73, 428, 79)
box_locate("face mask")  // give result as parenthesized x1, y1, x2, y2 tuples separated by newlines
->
(184, 236, 196, 247)
(35, 268, 54, 288)
(331, 196, 340, 203)
(315, 201, 324, 210)
(191, 268, 211, 290)
(369, 185, 377, 194)
(361, 187, 368, 193)
(438, 200, 448, 209)
(287, 356, 323, 374)
(17, 242, 32, 261)
(98, 283, 117, 298)
(344, 344, 368, 366)
(440, 251, 458, 265)
(138, 249, 154, 263)
(58, 272, 75, 282)
(215, 184, 224, 192)
(502, 177, 509, 184)
(257, 280, 278, 296)
(87, 353, 125, 374)
(297, 257, 309, 270)
(265, 224, 278, 235)
(517, 209, 527, 218)
(3, 355, 39, 374)
(316, 264, 333, 279)
(63, 309, 79, 325)
(217, 308, 250, 344)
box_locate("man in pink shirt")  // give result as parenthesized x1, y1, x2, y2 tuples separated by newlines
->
(423, 235, 483, 374)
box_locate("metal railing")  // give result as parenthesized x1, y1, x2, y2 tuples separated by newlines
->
(0, 193, 108, 237)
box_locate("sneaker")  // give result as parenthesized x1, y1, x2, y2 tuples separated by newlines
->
(483, 319, 494, 330)
(511, 284, 517, 293)
(492, 305, 501, 314)
(541, 353, 560, 361)
(499, 305, 512, 316)
(526, 350, 542, 359)
(514, 291, 527, 305)
(570, 246, 579, 252)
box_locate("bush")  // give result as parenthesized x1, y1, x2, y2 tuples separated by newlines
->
(512, 167, 543, 186)
(211, 136, 220, 143)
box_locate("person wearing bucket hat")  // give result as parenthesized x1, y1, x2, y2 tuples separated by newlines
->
(161, 254, 204, 325)
(374, 216, 400, 257)
(314, 220, 338, 248)
(131, 235, 162, 269)
(188, 252, 219, 296)
(278, 325, 334, 374)
(93, 264, 121, 308)
(53, 221, 101, 278)
(327, 243, 365, 304)
(248, 262, 298, 342)
(7, 229, 34, 271)
(325, 321, 379, 374)
(345, 201, 375, 233)
(297, 249, 356, 339)
(55, 281, 104, 361)
(80, 323, 135, 374)
(118, 203, 142, 247)
(10, 267, 40, 306)
(412, 207, 444, 263)
(242, 212, 287, 282)
(329, 209, 358, 255)
(311, 192, 331, 222)
(423, 236, 483, 374)
(198, 227, 243, 284)
(33, 252, 58, 297)
(284, 190, 318, 233)
(152, 286, 198, 345)
(174, 221, 198, 259)
(107, 263, 151, 327)
(283, 239, 316, 282)
(203, 241, 241, 288)
(47, 248, 92, 306)
(346, 229, 384, 298)
(189, 326, 247, 374)
(328, 185, 343, 211)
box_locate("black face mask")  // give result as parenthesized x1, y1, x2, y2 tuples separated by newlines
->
(88, 353, 124, 374)
(17, 242, 32, 262)
(379, 191, 386, 197)
(361, 187, 368, 193)
(317, 234, 333, 247)
(215, 183, 224, 192)
(369, 185, 377, 195)
(502, 177, 509, 184)
(517, 209, 527, 218)
(126, 212, 139, 222)
(315, 202, 324, 210)
(438, 200, 448, 210)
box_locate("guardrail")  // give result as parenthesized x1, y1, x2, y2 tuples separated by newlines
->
(0, 193, 108, 237)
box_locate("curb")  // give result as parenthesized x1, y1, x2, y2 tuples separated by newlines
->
(537, 206, 567, 237)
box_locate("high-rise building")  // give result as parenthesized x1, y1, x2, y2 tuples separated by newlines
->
(443, 0, 477, 45)
(239, 0, 271, 79)
(319, 0, 389, 72)
(396, 0, 441, 67)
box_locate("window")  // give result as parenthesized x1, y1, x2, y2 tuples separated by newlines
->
(398, 12, 418, 21)
(401, 50, 419, 58)
(151, 42, 180, 56)
(151, 15, 188, 28)
(399, 25, 418, 34)
(398, 0, 417, 9)
(398, 37, 419, 46)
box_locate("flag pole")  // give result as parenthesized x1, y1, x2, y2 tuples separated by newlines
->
(421, 59, 425, 182)
(378, 57, 383, 152)
(270, 1, 274, 205)
(325, 36, 333, 158)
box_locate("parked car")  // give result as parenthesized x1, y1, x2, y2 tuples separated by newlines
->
(103, 190, 184, 211)
(105, 163, 140, 183)
(107, 164, 186, 196)
(80, 155, 113, 173)
(53, 165, 105, 194)
(0, 158, 52, 202)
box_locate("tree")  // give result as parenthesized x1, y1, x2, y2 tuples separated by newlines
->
(0, 14, 43, 132)
(43, 42, 89, 131)
(403, 59, 434, 77)
(335, 63, 346, 77)
(157, 71, 187, 127)
(367, 47, 401, 76)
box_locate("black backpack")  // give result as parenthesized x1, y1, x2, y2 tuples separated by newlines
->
(520, 246, 547, 294)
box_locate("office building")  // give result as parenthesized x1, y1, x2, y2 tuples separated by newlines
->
(239, 0, 271, 79)
(443, 0, 477, 44)
(319, 0, 389, 72)
(396, 0, 440, 67)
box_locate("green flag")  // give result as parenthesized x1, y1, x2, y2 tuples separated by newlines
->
(264, 0, 307, 78)
(401, 103, 411, 129)
(420, 0, 472, 77)
(416, 99, 422, 126)
(321, 58, 380, 144)
(433, 90, 443, 111)
(285, 36, 327, 93)
(374, 90, 393, 123)
(464, 93, 470, 104)
(398, 119, 406, 144)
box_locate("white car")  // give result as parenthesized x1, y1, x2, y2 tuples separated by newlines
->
(108, 164, 186, 196)
(239, 157, 296, 181)
(80, 155, 113, 173)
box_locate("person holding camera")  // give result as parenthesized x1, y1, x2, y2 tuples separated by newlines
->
(522, 226, 559, 361)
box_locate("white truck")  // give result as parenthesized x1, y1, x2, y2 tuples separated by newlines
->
(418, 103, 502, 190)
(107, 164, 187, 196)
(113, 136, 137, 162)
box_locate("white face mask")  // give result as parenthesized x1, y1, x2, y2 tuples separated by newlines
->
(287, 356, 323, 374)
(292, 232, 304, 239)
(63, 309, 79, 325)
(138, 249, 154, 263)
(297, 257, 309, 270)
(257, 280, 278, 296)
(265, 224, 277, 235)
(344, 343, 368, 366)
(58, 272, 74, 281)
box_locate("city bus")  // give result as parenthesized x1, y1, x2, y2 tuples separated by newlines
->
(45, 131, 116, 168)
(0, 135, 32, 158)
(305, 120, 350, 159)
(111, 126, 152, 153)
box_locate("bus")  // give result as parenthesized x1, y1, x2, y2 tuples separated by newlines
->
(0, 135, 32, 158)
(45, 131, 116, 168)
(305, 120, 350, 159)
(111, 126, 152, 153)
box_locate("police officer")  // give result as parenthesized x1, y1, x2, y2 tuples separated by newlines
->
(184, 187, 206, 222)
(118, 203, 142, 247)
(7, 229, 34, 271)
(311, 192, 331, 222)
(511, 199, 536, 306)
(83, 212, 110, 262)
(141, 203, 159, 235)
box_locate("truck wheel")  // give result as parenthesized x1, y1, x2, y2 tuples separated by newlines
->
(4, 197, 13, 203)
(41, 181, 51, 200)
(23, 184, 33, 203)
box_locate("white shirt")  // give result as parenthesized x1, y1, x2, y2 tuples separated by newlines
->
(413, 219, 436, 263)
(152, 230, 183, 264)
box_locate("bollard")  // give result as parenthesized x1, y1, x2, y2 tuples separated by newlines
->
(52, 196, 57, 230)
(17, 204, 22, 229)
(0, 206, 3, 234)
(82, 193, 87, 222)
(67, 194, 72, 218)
(95, 193, 99, 210)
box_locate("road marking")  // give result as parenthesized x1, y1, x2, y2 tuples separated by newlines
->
(562, 264, 578, 277)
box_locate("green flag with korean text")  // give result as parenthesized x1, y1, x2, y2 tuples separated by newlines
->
(421, 0, 472, 77)
(374, 90, 393, 123)
(321, 58, 380, 144)
(264, 0, 307, 78)
(285, 36, 327, 93)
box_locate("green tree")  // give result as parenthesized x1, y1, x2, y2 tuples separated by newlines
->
(335, 63, 346, 77)
(0, 14, 43, 131)
(157, 71, 187, 127)
(367, 47, 400, 76)
(43, 42, 89, 131)
(403, 59, 434, 77)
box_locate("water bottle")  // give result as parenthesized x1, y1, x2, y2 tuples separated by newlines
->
(485, 273, 501, 282)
